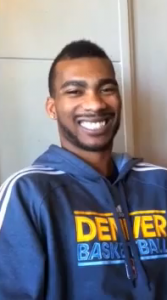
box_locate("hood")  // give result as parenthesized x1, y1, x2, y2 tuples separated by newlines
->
(33, 144, 141, 182)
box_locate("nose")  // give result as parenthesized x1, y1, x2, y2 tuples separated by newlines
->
(82, 91, 107, 111)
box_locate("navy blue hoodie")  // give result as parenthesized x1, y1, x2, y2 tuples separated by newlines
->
(0, 144, 167, 300)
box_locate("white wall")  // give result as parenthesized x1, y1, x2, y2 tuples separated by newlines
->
(0, 0, 133, 182)
(133, 0, 167, 166)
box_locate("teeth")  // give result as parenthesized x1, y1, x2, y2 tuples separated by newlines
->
(80, 121, 106, 130)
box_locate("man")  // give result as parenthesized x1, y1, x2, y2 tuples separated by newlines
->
(0, 40, 167, 300)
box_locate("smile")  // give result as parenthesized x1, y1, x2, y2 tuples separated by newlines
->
(80, 121, 107, 130)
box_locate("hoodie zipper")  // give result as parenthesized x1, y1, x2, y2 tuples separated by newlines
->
(101, 177, 138, 283)
(119, 211, 137, 280)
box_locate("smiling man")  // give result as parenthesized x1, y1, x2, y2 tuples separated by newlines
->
(46, 44, 121, 176)
(0, 40, 167, 300)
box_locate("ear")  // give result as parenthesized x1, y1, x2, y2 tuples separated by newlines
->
(45, 97, 57, 120)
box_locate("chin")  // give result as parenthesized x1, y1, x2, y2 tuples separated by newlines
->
(77, 139, 113, 152)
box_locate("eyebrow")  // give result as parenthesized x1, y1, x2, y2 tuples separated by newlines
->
(97, 78, 118, 88)
(60, 80, 88, 90)
(60, 78, 118, 90)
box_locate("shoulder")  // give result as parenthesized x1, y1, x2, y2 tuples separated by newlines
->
(130, 162, 167, 190)
(0, 165, 66, 201)
(0, 166, 66, 229)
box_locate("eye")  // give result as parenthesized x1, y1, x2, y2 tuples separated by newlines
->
(100, 86, 118, 95)
(65, 90, 83, 97)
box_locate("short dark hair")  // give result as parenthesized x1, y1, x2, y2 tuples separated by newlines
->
(48, 39, 114, 97)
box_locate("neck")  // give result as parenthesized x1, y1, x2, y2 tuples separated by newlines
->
(81, 150, 113, 177)
(61, 142, 113, 177)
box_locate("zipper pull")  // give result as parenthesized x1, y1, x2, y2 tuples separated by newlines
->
(125, 258, 137, 280)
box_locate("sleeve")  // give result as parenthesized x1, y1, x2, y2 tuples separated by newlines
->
(0, 175, 45, 299)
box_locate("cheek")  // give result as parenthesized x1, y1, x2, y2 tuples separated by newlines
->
(56, 103, 76, 124)
(57, 99, 80, 117)
(106, 95, 121, 110)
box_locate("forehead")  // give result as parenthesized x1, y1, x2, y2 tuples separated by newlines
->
(55, 58, 115, 83)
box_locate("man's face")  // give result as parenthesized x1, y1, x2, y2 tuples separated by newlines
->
(47, 58, 122, 152)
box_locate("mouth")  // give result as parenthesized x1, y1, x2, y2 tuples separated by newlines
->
(76, 114, 115, 133)
(79, 120, 108, 130)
